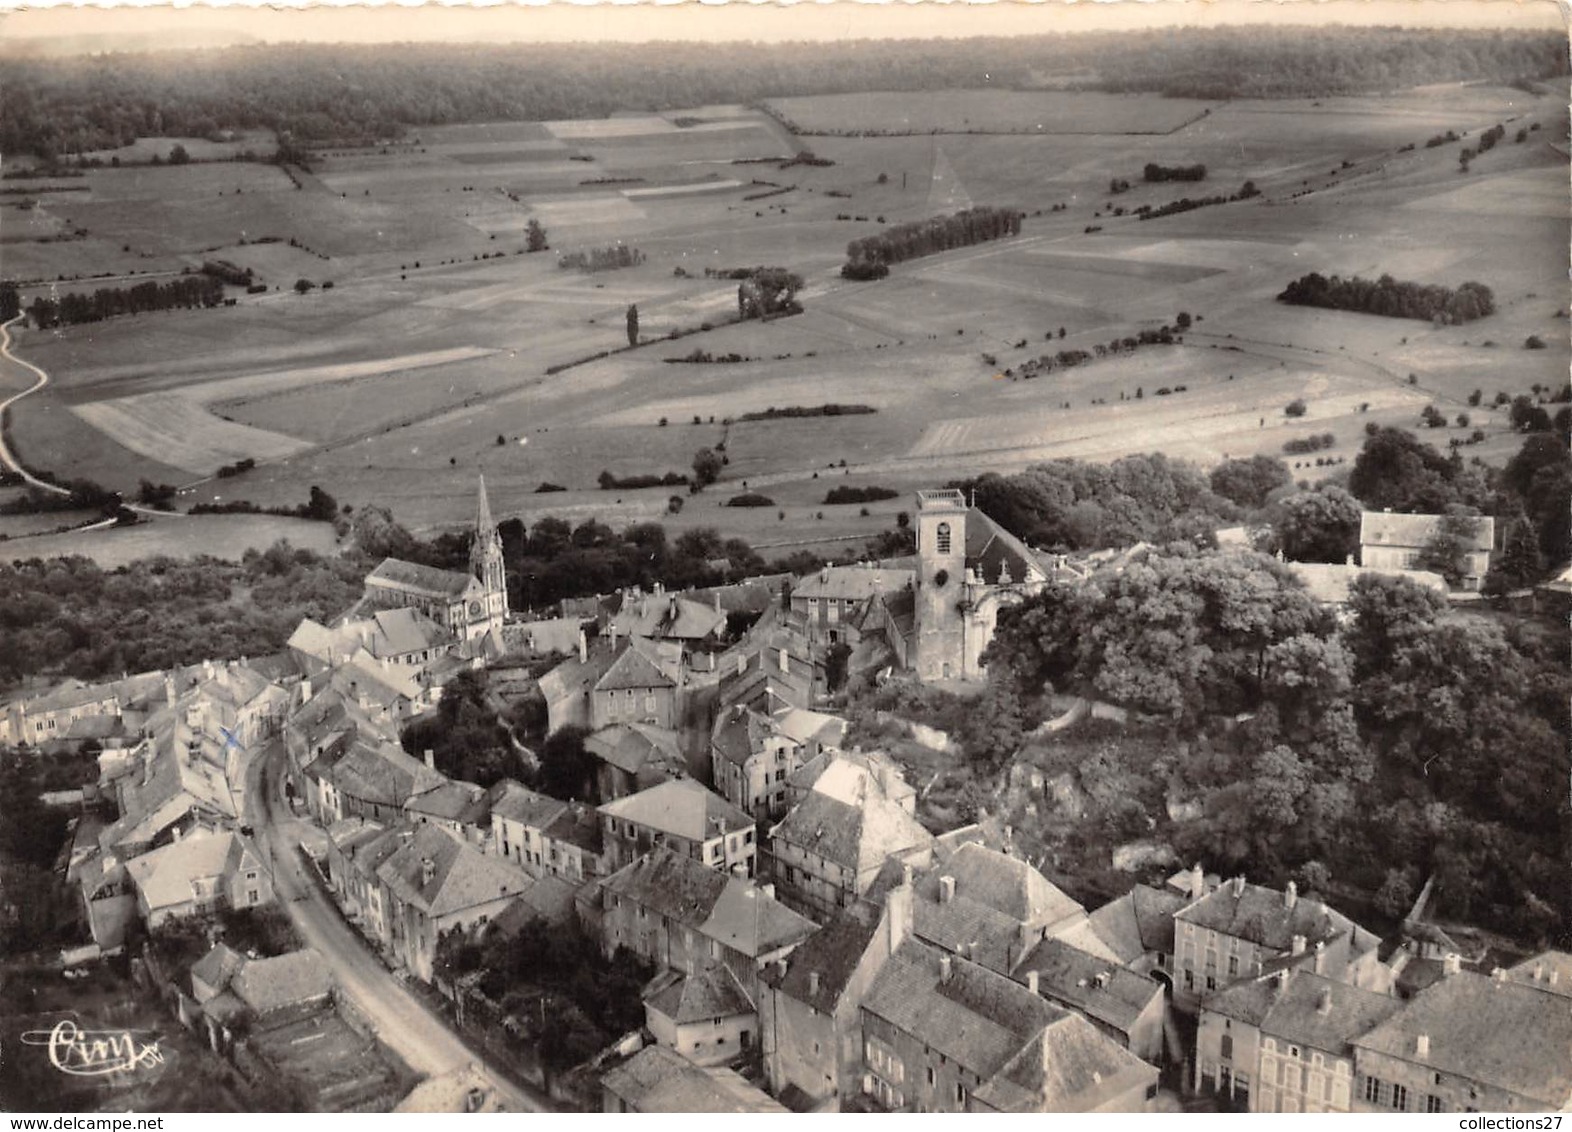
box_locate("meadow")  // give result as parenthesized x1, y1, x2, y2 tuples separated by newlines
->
(3, 83, 1565, 548)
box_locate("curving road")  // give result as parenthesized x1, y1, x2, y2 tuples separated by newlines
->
(247, 740, 554, 1113)
(0, 314, 70, 495)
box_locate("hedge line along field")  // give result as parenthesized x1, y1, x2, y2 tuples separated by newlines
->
(4, 85, 1565, 546)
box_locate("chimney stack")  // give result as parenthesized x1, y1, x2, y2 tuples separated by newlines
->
(1233, 875, 1246, 897)
(808, 971, 820, 996)
(1285, 880, 1298, 910)
(778, 647, 789, 675)
(886, 870, 914, 953)
(1190, 863, 1205, 898)
(1313, 939, 1325, 974)
(1318, 988, 1333, 1016)
(1026, 970, 1040, 995)
(420, 857, 435, 886)
(1291, 934, 1307, 956)
(939, 955, 953, 984)
(1416, 1034, 1430, 1058)
(579, 629, 588, 664)
(165, 674, 177, 707)
(939, 875, 956, 904)
(1442, 953, 1461, 977)
(424, 749, 435, 770)
(761, 883, 775, 899)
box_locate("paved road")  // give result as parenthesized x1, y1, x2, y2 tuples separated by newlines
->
(246, 741, 553, 1112)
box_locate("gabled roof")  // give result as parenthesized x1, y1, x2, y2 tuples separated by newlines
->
(645, 963, 755, 1025)
(772, 707, 847, 749)
(367, 558, 480, 600)
(587, 723, 684, 776)
(1258, 971, 1402, 1057)
(1176, 880, 1360, 955)
(332, 651, 423, 710)
(370, 608, 450, 657)
(1016, 937, 1163, 1032)
(501, 617, 589, 658)
(538, 647, 617, 706)
(863, 939, 1067, 1081)
(594, 642, 677, 692)
(1360, 511, 1494, 551)
(330, 740, 445, 808)
(925, 842, 1083, 928)
(1288, 562, 1448, 605)
(1506, 950, 1572, 998)
(601, 1044, 789, 1113)
(793, 566, 914, 602)
(771, 782, 932, 874)
(375, 823, 530, 918)
(608, 592, 727, 643)
(764, 897, 884, 1014)
(231, 949, 334, 1015)
(488, 779, 569, 830)
(599, 778, 752, 842)
(710, 705, 772, 770)
(125, 829, 256, 913)
(700, 876, 818, 959)
(1352, 971, 1572, 1107)
(543, 802, 603, 855)
(191, 942, 247, 994)
(1200, 972, 1286, 1027)
(1087, 884, 1186, 964)
(406, 779, 489, 825)
(966, 507, 1046, 586)
(972, 1010, 1158, 1112)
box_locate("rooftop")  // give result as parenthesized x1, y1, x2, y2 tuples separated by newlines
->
(375, 823, 530, 917)
(367, 557, 479, 600)
(601, 1044, 788, 1113)
(1360, 511, 1494, 551)
(1088, 884, 1187, 964)
(599, 778, 752, 842)
(645, 963, 755, 1025)
(231, 949, 335, 1016)
(1177, 878, 1361, 955)
(1017, 937, 1165, 1033)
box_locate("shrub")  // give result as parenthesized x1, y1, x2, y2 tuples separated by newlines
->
(726, 493, 776, 508)
(534, 482, 567, 493)
(1285, 399, 1308, 418)
(1525, 335, 1547, 349)
(824, 485, 899, 505)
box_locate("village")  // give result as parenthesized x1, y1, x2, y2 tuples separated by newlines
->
(5, 476, 1567, 1114)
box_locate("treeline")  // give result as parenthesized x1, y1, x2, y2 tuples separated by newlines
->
(0, 478, 120, 516)
(1277, 273, 1495, 324)
(557, 245, 644, 273)
(187, 485, 340, 523)
(1014, 326, 1178, 380)
(737, 403, 875, 422)
(3, 29, 1562, 158)
(1143, 162, 1206, 182)
(842, 206, 1021, 277)
(201, 259, 254, 286)
(26, 274, 225, 328)
(824, 485, 898, 504)
(983, 547, 1570, 943)
(596, 470, 688, 491)
(953, 454, 1240, 552)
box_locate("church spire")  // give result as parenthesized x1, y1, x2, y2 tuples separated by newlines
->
(475, 474, 495, 537)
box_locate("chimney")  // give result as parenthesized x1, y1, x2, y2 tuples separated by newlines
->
(776, 958, 788, 980)
(1313, 939, 1325, 974)
(820, 567, 829, 584)
(1491, 967, 1507, 984)
(1285, 880, 1298, 910)
(1416, 1034, 1430, 1058)
(761, 883, 775, 899)
(939, 875, 956, 904)
(713, 590, 722, 613)
(1291, 934, 1307, 956)
(1233, 875, 1246, 897)
(736, 652, 747, 676)
(1533, 962, 1545, 983)
(778, 647, 789, 675)
(420, 857, 435, 886)
(1317, 988, 1333, 1016)
(1442, 953, 1461, 977)
(808, 971, 820, 996)
(164, 674, 177, 707)
(579, 629, 588, 664)
(424, 749, 435, 770)
(1190, 862, 1205, 898)
(1026, 970, 1040, 995)
(300, 675, 313, 705)
(939, 955, 953, 984)
(1092, 972, 1108, 990)
(203, 659, 215, 681)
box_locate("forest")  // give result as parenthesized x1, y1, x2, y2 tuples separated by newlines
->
(4, 27, 1561, 159)
(1276, 273, 1496, 325)
(981, 548, 1569, 945)
(26, 274, 225, 328)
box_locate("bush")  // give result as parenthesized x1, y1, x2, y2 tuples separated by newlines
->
(1525, 335, 1547, 349)
(534, 482, 567, 493)
(824, 485, 899, 505)
(1285, 399, 1308, 418)
(726, 492, 776, 508)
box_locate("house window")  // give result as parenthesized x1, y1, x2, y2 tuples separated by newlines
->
(1206, 975, 1217, 991)
(1228, 955, 1239, 976)
(927, 1067, 935, 1087)
(954, 1082, 966, 1106)
(936, 523, 951, 555)
(645, 695, 657, 715)
(1391, 1085, 1408, 1111)
(1364, 1077, 1383, 1104)
(1426, 1096, 1444, 1114)
(1220, 1034, 1233, 1062)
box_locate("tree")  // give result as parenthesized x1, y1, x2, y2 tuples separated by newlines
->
(303, 484, 338, 522)
(1276, 485, 1362, 563)
(691, 447, 722, 490)
(737, 267, 805, 319)
(1175, 311, 1192, 330)
(625, 303, 638, 347)
(1420, 404, 1447, 428)
(1209, 454, 1291, 509)
(0, 282, 19, 322)
(1284, 398, 1308, 418)
(526, 218, 548, 252)
(825, 642, 852, 693)
(1413, 510, 1486, 588)
(1484, 513, 1545, 592)
(293, 278, 315, 294)
(539, 725, 594, 801)
(168, 143, 191, 165)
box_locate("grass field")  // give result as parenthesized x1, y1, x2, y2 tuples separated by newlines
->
(4, 85, 1564, 547)
(766, 90, 1218, 134)
(0, 513, 340, 567)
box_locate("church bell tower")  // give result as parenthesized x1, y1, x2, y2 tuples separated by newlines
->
(471, 475, 509, 632)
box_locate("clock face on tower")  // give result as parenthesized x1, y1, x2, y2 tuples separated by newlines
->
(469, 600, 482, 616)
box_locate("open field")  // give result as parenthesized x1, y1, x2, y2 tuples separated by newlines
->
(765, 91, 1219, 134)
(0, 513, 340, 567)
(3, 85, 1564, 547)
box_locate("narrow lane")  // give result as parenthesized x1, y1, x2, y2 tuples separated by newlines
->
(247, 741, 554, 1112)
(0, 315, 69, 494)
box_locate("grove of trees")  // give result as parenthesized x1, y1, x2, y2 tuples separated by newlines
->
(26, 274, 225, 328)
(1277, 273, 1496, 324)
(843, 206, 1021, 277)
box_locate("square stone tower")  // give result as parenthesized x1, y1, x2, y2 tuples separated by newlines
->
(914, 489, 968, 681)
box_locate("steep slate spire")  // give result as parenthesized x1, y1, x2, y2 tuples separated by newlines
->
(475, 474, 495, 538)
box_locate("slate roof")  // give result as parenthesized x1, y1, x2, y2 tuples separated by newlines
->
(503, 617, 589, 658)
(543, 802, 603, 855)
(710, 705, 766, 770)
(1289, 563, 1448, 605)
(1258, 971, 1402, 1057)
(927, 842, 1084, 927)
(772, 707, 846, 749)
(1176, 880, 1359, 954)
(594, 642, 677, 692)
(1506, 950, 1572, 997)
(538, 648, 617, 707)
(1016, 937, 1162, 1032)
(1088, 884, 1187, 964)
(510, 874, 579, 927)
(1200, 972, 1287, 1027)
(602, 849, 815, 959)
(368, 557, 479, 599)
(793, 566, 914, 602)
(231, 949, 334, 1015)
(191, 942, 246, 995)
(863, 939, 1067, 1081)
(586, 723, 683, 776)
(971, 1011, 1159, 1112)
(1361, 511, 1494, 552)
(601, 1044, 789, 1113)
(406, 779, 489, 825)
(599, 778, 752, 842)
(1352, 971, 1572, 1107)
(488, 780, 568, 830)
(375, 823, 531, 917)
(771, 785, 932, 875)
(763, 897, 883, 1015)
(125, 830, 256, 914)
(331, 740, 446, 808)
(370, 608, 450, 657)
(608, 592, 726, 643)
(966, 507, 1046, 586)
(788, 748, 914, 808)
(645, 963, 755, 1024)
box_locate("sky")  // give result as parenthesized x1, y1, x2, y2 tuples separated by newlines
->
(0, 0, 1564, 48)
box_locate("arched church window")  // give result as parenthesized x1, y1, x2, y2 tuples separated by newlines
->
(936, 522, 951, 555)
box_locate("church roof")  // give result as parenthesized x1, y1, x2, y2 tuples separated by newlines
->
(368, 558, 479, 600)
(966, 508, 1045, 586)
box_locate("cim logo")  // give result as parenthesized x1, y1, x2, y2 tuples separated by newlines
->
(19, 1020, 166, 1078)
